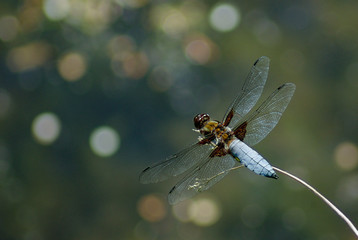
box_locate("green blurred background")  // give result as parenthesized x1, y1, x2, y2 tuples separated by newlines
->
(1, 0, 358, 239)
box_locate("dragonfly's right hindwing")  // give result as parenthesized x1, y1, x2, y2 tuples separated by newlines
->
(235, 83, 296, 147)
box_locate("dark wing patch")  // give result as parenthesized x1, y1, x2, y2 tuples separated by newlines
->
(223, 109, 234, 126)
(209, 143, 228, 157)
(234, 121, 248, 141)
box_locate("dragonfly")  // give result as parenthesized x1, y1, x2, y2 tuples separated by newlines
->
(140, 56, 296, 205)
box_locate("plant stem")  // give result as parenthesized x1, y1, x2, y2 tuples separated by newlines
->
(273, 166, 358, 238)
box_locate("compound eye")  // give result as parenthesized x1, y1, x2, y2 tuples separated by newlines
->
(194, 113, 210, 129)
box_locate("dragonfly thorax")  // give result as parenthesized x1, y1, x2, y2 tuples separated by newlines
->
(196, 116, 235, 152)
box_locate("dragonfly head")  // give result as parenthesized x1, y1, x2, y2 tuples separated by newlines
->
(194, 113, 210, 130)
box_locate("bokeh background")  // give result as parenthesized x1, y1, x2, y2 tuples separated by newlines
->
(1, 0, 358, 239)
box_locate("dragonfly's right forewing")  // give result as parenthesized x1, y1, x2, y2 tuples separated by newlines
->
(223, 56, 270, 128)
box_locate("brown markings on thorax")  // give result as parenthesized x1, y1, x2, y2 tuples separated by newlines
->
(198, 119, 241, 158)
(210, 122, 236, 158)
(214, 124, 225, 137)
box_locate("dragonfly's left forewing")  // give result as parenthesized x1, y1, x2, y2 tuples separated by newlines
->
(168, 155, 235, 205)
(140, 143, 213, 184)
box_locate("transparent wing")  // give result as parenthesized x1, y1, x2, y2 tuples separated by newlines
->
(139, 143, 213, 184)
(168, 155, 235, 205)
(235, 83, 296, 147)
(223, 56, 270, 128)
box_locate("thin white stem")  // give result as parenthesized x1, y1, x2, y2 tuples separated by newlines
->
(273, 166, 358, 238)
